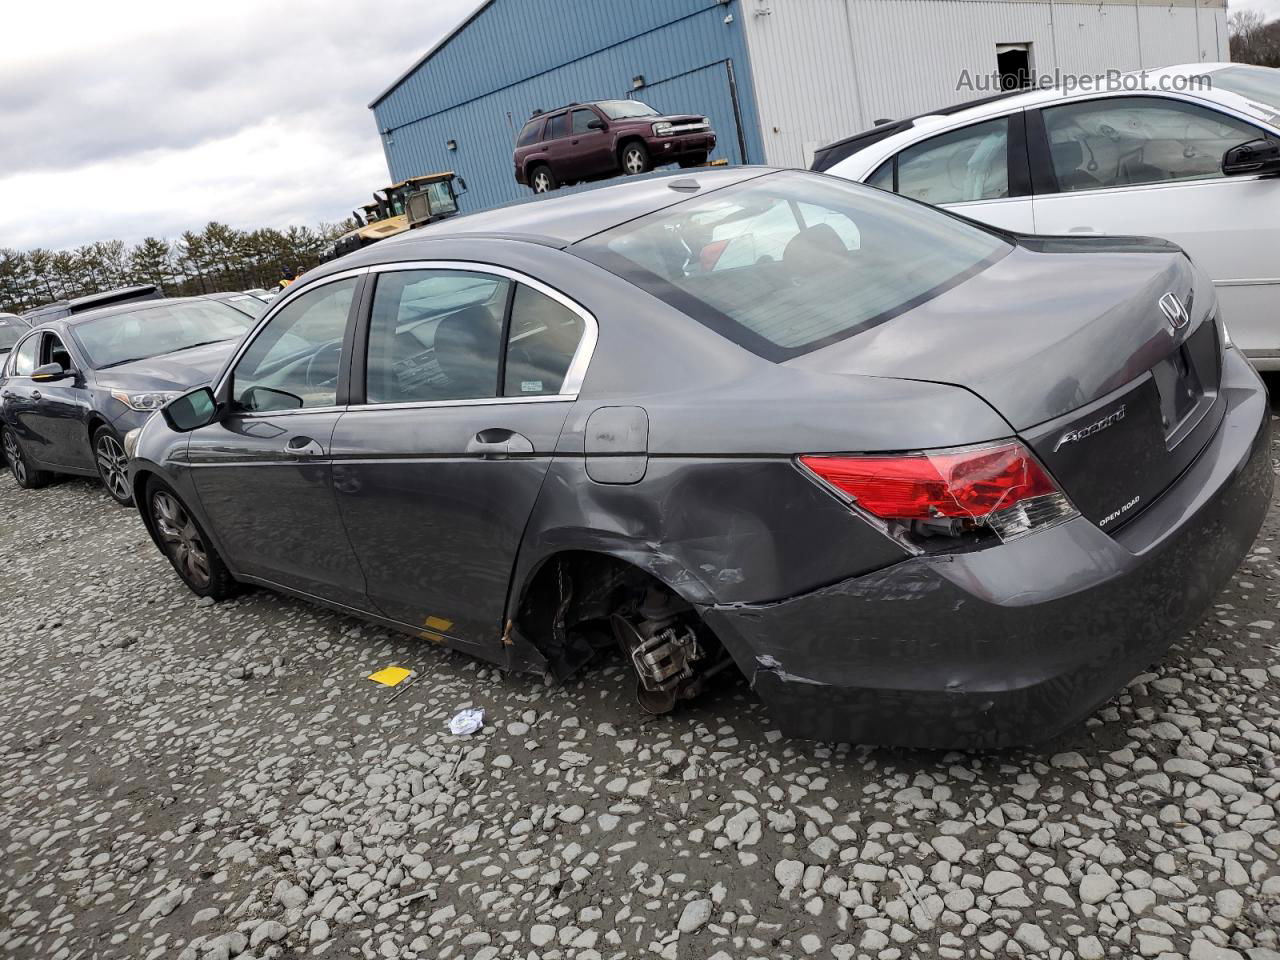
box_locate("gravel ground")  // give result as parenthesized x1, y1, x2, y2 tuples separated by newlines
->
(3, 415, 1280, 960)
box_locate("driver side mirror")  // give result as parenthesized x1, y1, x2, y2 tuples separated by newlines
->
(1223, 138, 1280, 177)
(31, 362, 72, 383)
(587, 118, 606, 131)
(163, 386, 220, 432)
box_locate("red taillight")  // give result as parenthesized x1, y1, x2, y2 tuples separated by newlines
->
(799, 441, 1075, 543)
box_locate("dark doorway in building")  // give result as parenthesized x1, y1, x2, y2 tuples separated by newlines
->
(997, 43, 1033, 90)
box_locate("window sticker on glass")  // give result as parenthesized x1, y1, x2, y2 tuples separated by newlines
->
(521, 380, 543, 393)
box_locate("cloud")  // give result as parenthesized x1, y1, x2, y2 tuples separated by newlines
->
(0, 0, 477, 250)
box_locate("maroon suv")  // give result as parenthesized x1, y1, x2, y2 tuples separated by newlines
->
(513, 99, 717, 193)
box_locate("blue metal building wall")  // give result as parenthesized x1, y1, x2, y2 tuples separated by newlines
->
(370, 0, 766, 213)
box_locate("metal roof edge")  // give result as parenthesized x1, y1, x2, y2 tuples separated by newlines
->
(368, 0, 495, 110)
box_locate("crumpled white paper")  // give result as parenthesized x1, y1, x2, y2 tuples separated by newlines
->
(448, 707, 485, 736)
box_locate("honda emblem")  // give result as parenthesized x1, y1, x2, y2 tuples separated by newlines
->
(1159, 292, 1190, 330)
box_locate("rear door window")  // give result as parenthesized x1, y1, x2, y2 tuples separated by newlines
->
(547, 113, 569, 139)
(577, 171, 1010, 361)
(504, 285, 585, 396)
(365, 270, 509, 404)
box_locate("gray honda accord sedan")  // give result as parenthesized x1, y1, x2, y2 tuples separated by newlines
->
(126, 167, 1271, 748)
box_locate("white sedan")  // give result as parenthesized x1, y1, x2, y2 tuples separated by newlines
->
(818, 63, 1280, 369)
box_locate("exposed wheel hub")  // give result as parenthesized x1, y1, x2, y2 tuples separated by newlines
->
(612, 589, 705, 714)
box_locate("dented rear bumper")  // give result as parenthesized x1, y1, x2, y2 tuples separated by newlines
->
(700, 349, 1272, 748)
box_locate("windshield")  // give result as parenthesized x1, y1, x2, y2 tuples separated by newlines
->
(1211, 66, 1280, 114)
(218, 294, 269, 319)
(598, 99, 659, 120)
(72, 300, 253, 368)
(577, 171, 1011, 361)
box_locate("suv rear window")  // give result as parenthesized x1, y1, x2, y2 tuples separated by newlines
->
(517, 119, 544, 147)
(576, 171, 1010, 361)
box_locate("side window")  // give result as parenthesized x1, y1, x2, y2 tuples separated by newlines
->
(1042, 97, 1263, 192)
(366, 270, 510, 404)
(866, 159, 894, 192)
(547, 114, 569, 139)
(231, 277, 357, 412)
(43, 333, 72, 370)
(504, 286, 586, 396)
(896, 117, 1010, 205)
(704, 198, 804, 271)
(571, 109, 597, 135)
(517, 120, 543, 147)
(13, 335, 39, 376)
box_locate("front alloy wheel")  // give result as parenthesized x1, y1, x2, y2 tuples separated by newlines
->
(152, 490, 212, 589)
(622, 143, 651, 175)
(532, 168, 555, 193)
(94, 429, 133, 505)
(4, 429, 26, 485)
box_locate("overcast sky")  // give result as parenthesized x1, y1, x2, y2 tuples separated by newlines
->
(0, 0, 476, 252)
(2, 0, 1276, 253)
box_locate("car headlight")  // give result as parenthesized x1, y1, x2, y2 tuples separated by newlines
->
(112, 390, 180, 412)
(123, 427, 142, 459)
(652, 121, 674, 137)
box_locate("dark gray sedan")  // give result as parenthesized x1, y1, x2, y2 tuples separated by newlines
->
(1, 298, 253, 505)
(126, 167, 1271, 747)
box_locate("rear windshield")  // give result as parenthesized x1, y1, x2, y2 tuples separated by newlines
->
(72, 300, 253, 368)
(1211, 65, 1280, 113)
(577, 171, 1010, 360)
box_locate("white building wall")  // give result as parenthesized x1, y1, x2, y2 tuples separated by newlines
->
(741, 0, 1230, 169)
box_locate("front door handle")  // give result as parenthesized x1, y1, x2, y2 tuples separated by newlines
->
(286, 436, 324, 458)
(466, 429, 534, 460)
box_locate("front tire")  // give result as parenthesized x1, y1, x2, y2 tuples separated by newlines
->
(93, 426, 133, 506)
(621, 142, 651, 176)
(529, 165, 558, 194)
(147, 479, 235, 600)
(2, 426, 52, 490)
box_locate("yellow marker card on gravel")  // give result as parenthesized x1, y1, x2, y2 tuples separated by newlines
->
(368, 666, 412, 687)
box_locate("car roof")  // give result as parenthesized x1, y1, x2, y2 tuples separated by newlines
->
(352, 167, 774, 253)
(816, 63, 1277, 167)
(55, 296, 215, 328)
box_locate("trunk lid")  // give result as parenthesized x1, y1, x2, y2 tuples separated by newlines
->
(791, 238, 1224, 532)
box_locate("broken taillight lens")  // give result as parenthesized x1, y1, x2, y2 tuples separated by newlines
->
(799, 441, 1077, 546)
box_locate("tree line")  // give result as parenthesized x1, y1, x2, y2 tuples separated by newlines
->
(0, 219, 354, 315)
(1230, 12, 1280, 68)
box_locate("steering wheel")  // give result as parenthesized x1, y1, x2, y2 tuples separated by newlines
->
(304, 341, 343, 389)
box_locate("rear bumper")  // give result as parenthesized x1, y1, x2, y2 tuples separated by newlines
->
(701, 348, 1272, 748)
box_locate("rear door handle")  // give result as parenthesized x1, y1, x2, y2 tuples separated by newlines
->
(466, 429, 534, 460)
(286, 436, 324, 458)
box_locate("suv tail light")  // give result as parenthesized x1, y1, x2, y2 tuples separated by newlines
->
(799, 441, 1077, 547)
